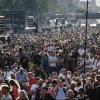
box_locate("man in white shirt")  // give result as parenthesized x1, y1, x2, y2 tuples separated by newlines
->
(96, 56, 100, 69)
(85, 54, 95, 70)
(30, 79, 43, 100)
(78, 47, 85, 56)
(48, 51, 57, 74)
(90, 55, 100, 70)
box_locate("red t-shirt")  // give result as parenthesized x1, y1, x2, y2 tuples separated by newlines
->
(12, 86, 19, 100)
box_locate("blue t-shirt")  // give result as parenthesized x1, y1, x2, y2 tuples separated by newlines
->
(42, 56, 49, 68)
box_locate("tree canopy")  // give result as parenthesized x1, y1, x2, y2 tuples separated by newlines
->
(0, 0, 88, 16)
(0, 0, 48, 16)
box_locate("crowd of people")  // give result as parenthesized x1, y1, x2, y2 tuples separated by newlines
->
(0, 26, 99, 100)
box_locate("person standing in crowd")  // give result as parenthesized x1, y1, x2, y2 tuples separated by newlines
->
(0, 49, 5, 69)
(26, 72, 37, 95)
(40, 86, 56, 100)
(30, 79, 43, 100)
(0, 22, 99, 100)
(16, 68, 27, 89)
(33, 64, 46, 80)
(10, 79, 20, 100)
(59, 68, 67, 79)
(5, 53, 14, 69)
(16, 90, 29, 100)
(42, 53, 49, 75)
(1, 85, 12, 100)
(49, 80, 57, 98)
(20, 55, 30, 71)
(77, 88, 88, 100)
(85, 78, 95, 100)
(66, 89, 75, 100)
(57, 50, 64, 73)
(16, 47, 30, 71)
(71, 49, 79, 70)
(27, 72, 37, 86)
(78, 46, 85, 57)
(48, 51, 57, 74)
(55, 79, 67, 100)
(65, 53, 74, 72)
(0, 89, 5, 100)
(31, 51, 42, 66)
(15, 48, 25, 65)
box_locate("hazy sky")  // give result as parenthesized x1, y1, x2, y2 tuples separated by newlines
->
(96, 0, 100, 6)
(80, 0, 100, 6)
(80, 0, 91, 1)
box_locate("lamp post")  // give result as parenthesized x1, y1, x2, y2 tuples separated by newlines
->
(12, 11, 14, 34)
(83, 0, 89, 74)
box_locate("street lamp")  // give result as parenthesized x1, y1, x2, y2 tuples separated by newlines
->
(83, 0, 89, 74)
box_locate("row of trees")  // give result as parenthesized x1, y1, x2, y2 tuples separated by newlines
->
(0, 0, 48, 16)
(0, 0, 88, 17)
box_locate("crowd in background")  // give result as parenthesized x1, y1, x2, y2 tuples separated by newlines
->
(0, 26, 99, 100)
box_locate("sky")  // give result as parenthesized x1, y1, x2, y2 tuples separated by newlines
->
(80, 0, 100, 6)
(96, 0, 100, 6)
(80, 0, 91, 1)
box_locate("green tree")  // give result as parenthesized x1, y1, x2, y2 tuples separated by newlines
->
(0, 0, 48, 16)
(36, 0, 48, 15)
